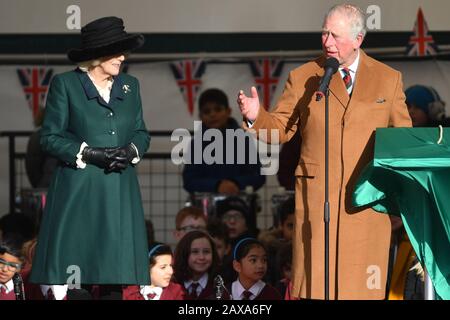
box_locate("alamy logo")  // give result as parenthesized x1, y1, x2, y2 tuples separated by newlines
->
(66, 265, 81, 289)
(366, 5, 381, 31)
(366, 265, 381, 290)
(171, 121, 280, 175)
(66, 5, 81, 30)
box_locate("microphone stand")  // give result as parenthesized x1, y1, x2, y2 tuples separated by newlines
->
(13, 273, 25, 300)
(315, 57, 338, 300)
(215, 275, 224, 300)
(214, 275, 232, 300)
(324, 88, 330, 301)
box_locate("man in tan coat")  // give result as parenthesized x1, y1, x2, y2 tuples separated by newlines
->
(238, 4, 412, 299)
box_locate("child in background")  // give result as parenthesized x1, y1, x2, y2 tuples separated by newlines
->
(123, 243, 185, 300)
(258, 196, 295, 285)
(216, 197, 259, 284)
(258, 196, 295, 245)
(274, 242, 293, 299)
(207, 219, 232, 289)
(22, 238, 98, 300)
(174, 230, 220, 300)
(229, 238, 281, 300)
(173, 207, 207, 242)
(182, 88, 265, 195)
(216, 196, 258, 247)
(207, 219, 231, 264)
(0, 235, 25, 300)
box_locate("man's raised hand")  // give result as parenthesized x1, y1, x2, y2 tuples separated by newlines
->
(237, 86, 260, 122)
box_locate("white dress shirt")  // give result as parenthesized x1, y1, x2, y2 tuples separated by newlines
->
(1, 279, 14, 294)
(86, 71, 114, 104)
(231, 279, 265, 300)
(338, 50, 360, 95)
(184, 273, 209, 297)
(140, 285, 163, 300)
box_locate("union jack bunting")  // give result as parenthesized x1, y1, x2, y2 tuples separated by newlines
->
(406, 7, 438, 57)
(17, 67, 53, 120)
(170, 59, 206, 115)
(250, 59, 284, 110)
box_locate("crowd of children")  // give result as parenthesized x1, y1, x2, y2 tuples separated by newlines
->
(0, 194, 292, 300)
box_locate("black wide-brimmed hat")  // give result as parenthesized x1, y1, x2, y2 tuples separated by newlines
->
(67, 16, 144, 62)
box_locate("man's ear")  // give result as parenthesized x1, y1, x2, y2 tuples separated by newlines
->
(354, 32, 364, 49)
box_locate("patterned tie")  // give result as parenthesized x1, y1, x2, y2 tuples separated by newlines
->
(190, 282, 200, 299)
(147, 292, 156, 300)
(0, 285, 6, 295)
(342, 67, 352, 91)
(242, 290, 252, 300)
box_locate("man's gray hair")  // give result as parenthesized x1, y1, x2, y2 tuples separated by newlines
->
(324, 4, 366, 39)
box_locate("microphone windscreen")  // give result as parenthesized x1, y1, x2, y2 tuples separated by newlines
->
(325, 57, 339, 73)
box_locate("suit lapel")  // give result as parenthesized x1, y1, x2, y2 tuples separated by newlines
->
(109, 73, 125, 106)
(327, 49, 374, 112)
(76, 68, 98, 98)
(313, 56, 348, 110)
(328, 70, 350, 109)
(345, 50, 373, 114)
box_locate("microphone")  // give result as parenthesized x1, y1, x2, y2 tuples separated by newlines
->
(13, 273, 25, 300)
(214, 275, 224, 300)
(316, 57, 339, 101)
(214, 275, 232, 300)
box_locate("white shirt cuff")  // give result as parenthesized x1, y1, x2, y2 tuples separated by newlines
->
(131, 143, 140, 164)
(76, 142, 88, 169)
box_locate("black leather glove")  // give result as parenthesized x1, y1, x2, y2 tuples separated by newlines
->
(81, 146, 120, 169)
(108, 143, 138, 171)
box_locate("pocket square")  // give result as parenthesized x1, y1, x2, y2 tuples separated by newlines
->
(376, 98, 386, 103)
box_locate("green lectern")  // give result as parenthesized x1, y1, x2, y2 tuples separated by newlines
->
(353, 127, 450, 300)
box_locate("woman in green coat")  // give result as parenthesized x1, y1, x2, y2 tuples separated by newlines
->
(30, 17, 151, 291)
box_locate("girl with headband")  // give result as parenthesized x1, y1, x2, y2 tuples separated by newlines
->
(123, 243, 185, 300)
(229, 238, 281, 300)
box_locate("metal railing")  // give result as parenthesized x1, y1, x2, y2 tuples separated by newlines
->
(1, 131, 282, 245)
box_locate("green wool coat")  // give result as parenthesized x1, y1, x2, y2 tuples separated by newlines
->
(30, 69, 151, 285)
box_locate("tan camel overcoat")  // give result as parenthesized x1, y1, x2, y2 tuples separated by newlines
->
(245, 50, 412, 299)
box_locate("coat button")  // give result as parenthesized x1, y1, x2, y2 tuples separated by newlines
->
(109, 130, 115, 135)
(108, 112, 114, 117)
